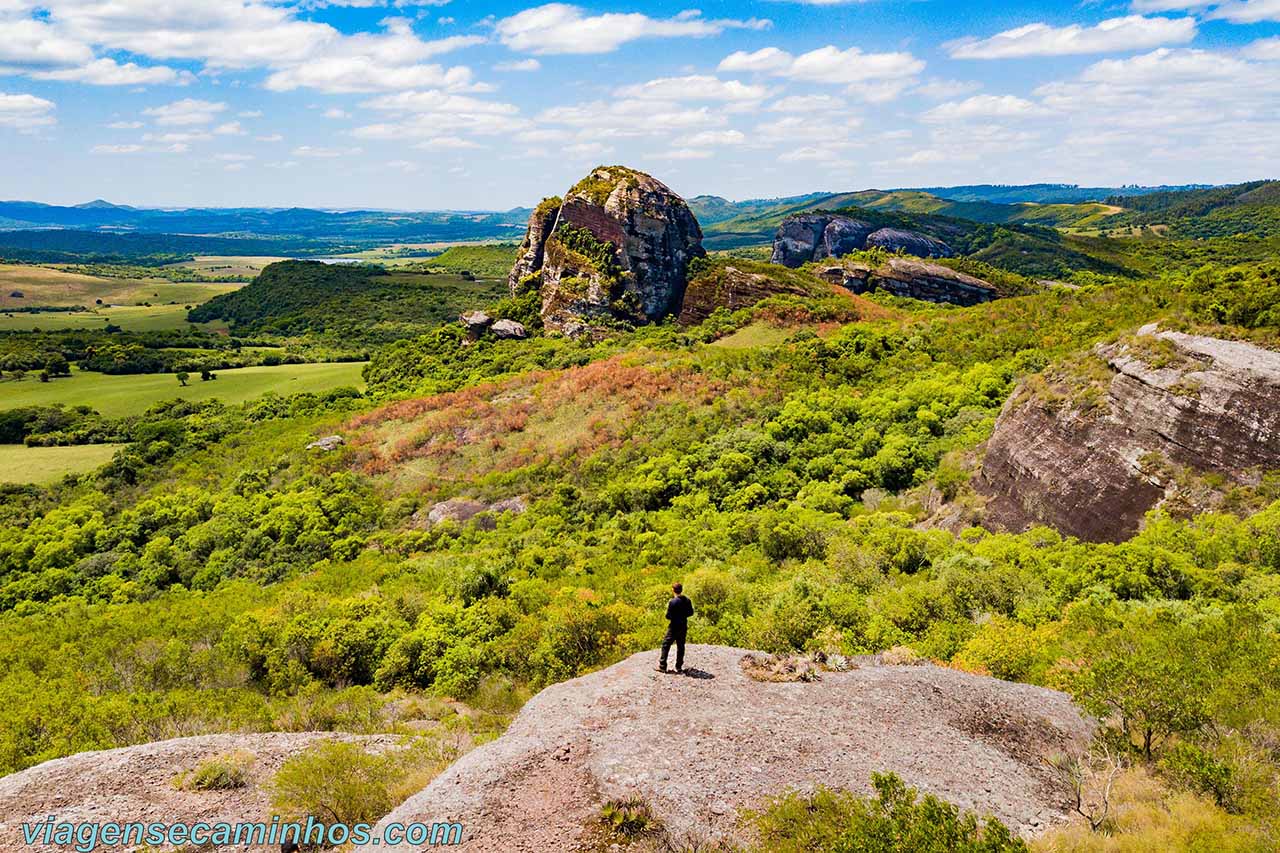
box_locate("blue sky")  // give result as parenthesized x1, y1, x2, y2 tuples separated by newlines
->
(1, 0, 1278, 209)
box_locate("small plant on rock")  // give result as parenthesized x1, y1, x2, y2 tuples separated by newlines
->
(601, 797, 661, 838)
(174, 750, 255, 791)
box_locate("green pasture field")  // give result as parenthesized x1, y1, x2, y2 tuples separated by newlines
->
(0, 304, 231, 333)
(0, 443, 125, 485)
(0, 362, 367, 418)
(0, 263, 242, 309)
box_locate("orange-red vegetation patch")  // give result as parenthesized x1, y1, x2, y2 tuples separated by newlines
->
(346, 354, 726, 492)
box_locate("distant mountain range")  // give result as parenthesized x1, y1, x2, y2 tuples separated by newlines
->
(0, 199, 534, 243)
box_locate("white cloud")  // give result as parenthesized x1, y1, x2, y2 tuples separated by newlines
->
(921, 94, 1051, 123)
(30, 57, 191, 86)
(767, 94, 846, 112)
(292, 144, 363, 157)
(1244, 36, 1280, 59)
(142, 98, 226, 126)
(657, 148, 713, 160)
(1208, 0, 1280, 24)
(0, 91, 55, 130)
(323, 108, 349, 119)
(214, 152, 252, 161)
(142, 130, 211, 143)
(213, 121, 245, 135)
(106, 119, 143, 129)
(412, 135, 482, 149)
(494, 58, 541, 72)
(386, 159, 420, 172)
(678, 129, 747, 146)
(717, 46, 792, 73)
(947, 15, 1197, 59)
(615, 75, 768, 102)
(256, 133, 284, 142)
(356, 89, 526, 138)
(238, 110, 263, 118)
(718, 44, 924, 86)
(539, 98, 727, 136)
(495, 4, 769, 55)
(91, 143, 144, 153)
(913, 79, 983, 100)
(0, 18, 93, 69)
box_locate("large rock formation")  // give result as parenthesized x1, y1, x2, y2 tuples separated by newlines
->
(817, 257, 998, 306)
(508, 166, 704, 333)
(771, 213, 954, 267)
(376, 645, 1092, 851)
(978, 325, 1280, 542)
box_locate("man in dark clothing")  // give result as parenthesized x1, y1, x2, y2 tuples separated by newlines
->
(657, 582, 694, 673)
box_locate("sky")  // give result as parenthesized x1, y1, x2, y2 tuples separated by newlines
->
(1, 0, 1278, 210)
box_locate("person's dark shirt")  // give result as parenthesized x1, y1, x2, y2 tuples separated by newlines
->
(665, 594, 694, 630)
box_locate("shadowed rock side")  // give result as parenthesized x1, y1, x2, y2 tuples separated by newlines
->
(508, 166, 704, 333)
(376, 646, 1092, 852)
(979, 325, 1280, 542)
(0, 733, 399, 853)
(771, 213, 954, 267)
(818, 257, 998, 307)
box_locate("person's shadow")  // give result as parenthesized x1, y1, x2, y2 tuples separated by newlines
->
(679, 668, 715, 679)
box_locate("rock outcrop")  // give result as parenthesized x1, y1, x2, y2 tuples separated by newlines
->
(412, 495, 529, 529)
(978, 325, 1280, 542)
(376, 645, 1092, 851)
(677, 263, 817, 324)
(0, 733, 399, 853)
(817, 257, 997, 306)
(771, 213, 954, 267)
(508, 166, 705, 333)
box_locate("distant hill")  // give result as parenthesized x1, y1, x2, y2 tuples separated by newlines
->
(1105, 180, 1280, 238)
(0, 200, 531, 244)
(693, 189, 1125, 250)
(0, 229, 333, 265)
(911, 183, 1211, 205)
(187, 259, 506, 342)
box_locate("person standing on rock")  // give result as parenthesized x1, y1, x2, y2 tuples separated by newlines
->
(658, 582, 694, 673)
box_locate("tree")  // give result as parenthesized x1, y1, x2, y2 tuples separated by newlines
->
(200, 369, 215, 381)
(176, 371, 190, 387)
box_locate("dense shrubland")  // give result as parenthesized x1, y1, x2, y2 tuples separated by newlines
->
(1, 254, 1279, 849)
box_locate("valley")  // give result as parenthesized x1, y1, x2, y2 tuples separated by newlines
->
(1, 174, 1279, 852)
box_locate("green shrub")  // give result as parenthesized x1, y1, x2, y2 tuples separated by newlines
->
(745, 773, 1028, 852)
(174, 750, 255, 791)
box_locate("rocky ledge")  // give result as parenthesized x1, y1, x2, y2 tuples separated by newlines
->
(978, 325, 1280, 542)
(818, 257, 997, 307)
(508, 166, 704, 334)
(771, 213, 955, 268)
(376, 645, 1092, 852)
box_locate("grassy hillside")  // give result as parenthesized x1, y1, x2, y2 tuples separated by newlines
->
(0, 264, 242, 309)
(698, 190, 1123, 249)
(188, 260, 506, 342)
(1106, 180, 1280, 237)
(0, 361, 365, 417)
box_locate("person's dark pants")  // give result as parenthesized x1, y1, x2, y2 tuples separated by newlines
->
(660, 625, 687, 671)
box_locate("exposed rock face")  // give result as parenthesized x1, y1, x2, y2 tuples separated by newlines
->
(508, 166, 705, 333)
(507, 197, 561, 293)
(866, 227, 954, 258)
(305, 434, 344, 451)
(978, 325, 1280, 542)
(818, 257, 997, 307)
(376, 646, 1092, 851)
(677, 263, 815, 325)
(0, 733, 398, 853)
(771, 213, 954, 267)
